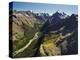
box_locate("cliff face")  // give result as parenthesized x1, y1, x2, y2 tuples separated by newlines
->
(9, 10, 78, 57)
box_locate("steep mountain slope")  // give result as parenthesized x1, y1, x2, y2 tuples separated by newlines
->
(10, 10, 41, 55)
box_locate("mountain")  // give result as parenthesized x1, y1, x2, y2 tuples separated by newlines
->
(10, 10, 38, 41)
(9, 10, 42, 56)
(9, 10, 78, 57)
(63, 14, 78, 32)
(33, 13, 50, 24)
(41, 12, 78, 33)
(49, 11, 68, 24)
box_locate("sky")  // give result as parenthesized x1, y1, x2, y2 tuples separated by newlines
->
(10, 2, 78, 15)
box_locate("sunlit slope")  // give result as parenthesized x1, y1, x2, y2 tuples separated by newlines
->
(10, 11, 41, 55)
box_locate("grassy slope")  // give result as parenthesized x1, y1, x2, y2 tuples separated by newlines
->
(13, 23, 42, 57)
